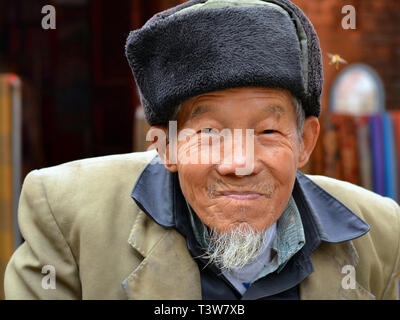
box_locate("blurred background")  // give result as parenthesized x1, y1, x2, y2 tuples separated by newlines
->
(0, 0, 399, 299)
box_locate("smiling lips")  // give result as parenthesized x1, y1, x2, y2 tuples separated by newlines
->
(218, 191, 264, 200)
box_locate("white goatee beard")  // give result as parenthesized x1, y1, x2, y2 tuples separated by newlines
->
(202, 223, 270, 271)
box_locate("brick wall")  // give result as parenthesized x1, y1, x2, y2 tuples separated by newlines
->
(292, 0, 400, 111)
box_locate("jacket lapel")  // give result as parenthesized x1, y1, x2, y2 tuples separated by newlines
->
(122, 211, 202, 300)
(300, 241, 375, 300)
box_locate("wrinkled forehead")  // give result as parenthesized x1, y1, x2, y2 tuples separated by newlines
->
(175, 87, 296, 124)
(172, 87, 296, 127)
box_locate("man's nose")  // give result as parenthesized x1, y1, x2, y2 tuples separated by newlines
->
(217, 154, 248, 176)
(216, 133, 258, 176)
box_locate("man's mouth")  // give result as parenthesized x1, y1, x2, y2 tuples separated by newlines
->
(218, 191, 264, 200)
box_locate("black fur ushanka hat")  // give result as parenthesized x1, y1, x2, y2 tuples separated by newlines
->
(125, 0, 324, 126)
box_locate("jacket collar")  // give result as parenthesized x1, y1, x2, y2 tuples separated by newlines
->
(294, 172, 370, 243)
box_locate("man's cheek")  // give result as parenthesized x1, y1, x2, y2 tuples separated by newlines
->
(261, 153, 297, 181)
(179, 171, 210, 204)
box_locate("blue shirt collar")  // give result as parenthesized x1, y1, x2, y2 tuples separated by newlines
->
(294, 172, 370, 243)
(131, 155, 370, 244)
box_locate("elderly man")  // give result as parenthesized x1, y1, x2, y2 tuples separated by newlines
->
(4, 0, 400, 300)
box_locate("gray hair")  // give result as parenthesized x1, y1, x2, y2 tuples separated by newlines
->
(292, 96, 305, 143)
(171, 94, 305, 142)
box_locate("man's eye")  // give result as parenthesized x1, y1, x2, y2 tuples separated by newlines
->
(201, 128, 218, 134)
(262, 129, 277, 134)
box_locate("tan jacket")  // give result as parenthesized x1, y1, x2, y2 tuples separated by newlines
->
(4, 151, 400, 299)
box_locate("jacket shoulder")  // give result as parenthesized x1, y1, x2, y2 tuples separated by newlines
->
(24, 150, 158, 260)
(30, 149, 158, 222)
(306, 174, 400, 225)
(306, 174, 400, 299)
(36, 150, 157, 181)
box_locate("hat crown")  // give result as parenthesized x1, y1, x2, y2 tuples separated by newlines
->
(125, 0, 323, 125)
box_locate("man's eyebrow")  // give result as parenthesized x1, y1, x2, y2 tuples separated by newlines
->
(189, 105, 213, 120)
(188, 104, 284, 120)
(262, 105, 285, 116)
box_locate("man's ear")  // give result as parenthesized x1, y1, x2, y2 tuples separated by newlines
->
(148, 126, 178, 173)
(298, 116, 320, 168)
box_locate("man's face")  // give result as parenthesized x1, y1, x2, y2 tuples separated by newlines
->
(163, 87, 318, 233)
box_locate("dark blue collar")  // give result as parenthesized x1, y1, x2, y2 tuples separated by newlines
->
(131, 155, 370, 245)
